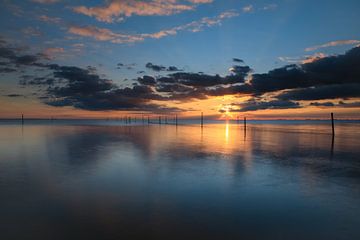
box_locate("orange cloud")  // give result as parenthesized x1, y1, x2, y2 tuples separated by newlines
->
(43, 47, 64, 59)
(68, 10, 239, 43)
(301, 53, 327, 64)
(72, 0, 212, 23)
(305, 40, 360, 52)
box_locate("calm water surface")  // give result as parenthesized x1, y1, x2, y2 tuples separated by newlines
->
(0, 121, 360, 240)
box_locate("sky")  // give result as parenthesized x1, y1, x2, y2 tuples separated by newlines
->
(0, 0, 360, 119)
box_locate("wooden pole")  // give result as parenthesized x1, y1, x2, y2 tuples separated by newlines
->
(331, 112, 335, 136)
(175, 115, 178, 126)
(201, 112, 203, 127)
(21, 114, 24, 125)
(158, 116, 161, 125)
(244, 117, 246, 129)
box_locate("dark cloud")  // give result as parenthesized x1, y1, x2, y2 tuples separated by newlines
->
(310, 102, 335, 107)
(20, 76, 57, 85)
(228, 65, 252, 76)
(145, 62, 166, 71)
(0, 67, 16, 73)
(227, 99, 301, 112)
(0, 40, 46, 68)
(5, 94, 23, 97)
(137, 75, 156, 86)
(247, 46, 360, 95)
(233, 58, 244, 63)
(155, 83, 193, 93)
(2, 36, 360, 113)
(158, 71, 247, 87)
(167, 66, 182, 71)
(41, 65, 179, 112)
(310, 101, 360, 108)
(338, 101, 360, 108)
(277, 83, 360, 101)
(145, 62, 182, 72)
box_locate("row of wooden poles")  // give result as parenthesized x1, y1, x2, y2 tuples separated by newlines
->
(19, 112, 336, 136)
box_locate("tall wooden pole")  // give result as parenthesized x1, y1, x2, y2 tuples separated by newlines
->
(244, 117, 246, 129)
(158, 116, 161, 125)
(331, 112, 335, 136)
(175, 115, 178, 126)
(21, 114, 24, 125)
(201, 112, 203, 127)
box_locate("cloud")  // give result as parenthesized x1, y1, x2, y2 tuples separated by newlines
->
(247, 46, 360, 95)
(0, 41, 46, 68)
(68, 10, 239, 43)
(0, 67, 17, 73)
(277, 84, 360, 101)
(43, 47, 64, 59)
(38, 15, 61, 24)
(42, 65, 181, 112)
(4, 2, 24, 16)
(305, 40, 360, 52)
(157, 71, 247, 87)
(0, 40, 178, 112)
(5, 94, 24, 97)
(145, 62, 182, 72)
(232, 58, 244, 63)
(3, 36, 360, 113)
(223, 99, 301, 112)
(310, 102, 335, 107)
(68, 26, 144, 43)
(242, 5, 253, 13)
(279, 53, 327, 64)
(310, 101, 360, 108)
(21, 27, 42, 37)
(31, 0, 59, 4)
(137, 75, 156, 86)
(145, 62, 166, 71)
(72, 0, 212, 23)
(167, 66, 181, 71)
(228, 65, 252, 76)
(262, 4, 277, 11)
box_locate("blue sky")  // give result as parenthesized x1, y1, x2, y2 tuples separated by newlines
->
(0, 0, 360, 118)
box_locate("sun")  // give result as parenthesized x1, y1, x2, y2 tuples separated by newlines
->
(219, 105, 235, 120)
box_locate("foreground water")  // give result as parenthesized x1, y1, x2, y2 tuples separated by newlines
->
(0, 120, 359, 240)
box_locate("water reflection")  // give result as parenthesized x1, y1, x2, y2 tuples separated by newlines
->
(0, 122, 360, 240)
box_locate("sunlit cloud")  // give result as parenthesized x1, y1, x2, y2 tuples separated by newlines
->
(43, 47, 64, 59)
(305, 40, 360, 51)
(301, 52, 327, 64)
(242, 5, 253, 13)
(68, 10, 239, 43)
(72, 0, 212, 23)
(279, 52, 327, 64)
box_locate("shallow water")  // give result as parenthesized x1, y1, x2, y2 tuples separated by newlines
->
(0, 121, 360, 240)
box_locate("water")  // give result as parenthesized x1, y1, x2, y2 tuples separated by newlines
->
(0, 120, 359, 240)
